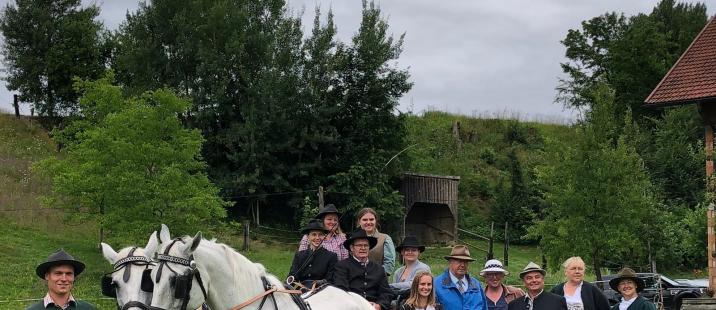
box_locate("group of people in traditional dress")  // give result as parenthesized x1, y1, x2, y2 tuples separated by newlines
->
(24, 203, 655, 310)
(289, 204, 657, 310)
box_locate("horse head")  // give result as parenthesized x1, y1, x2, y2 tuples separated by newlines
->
(149, 230, 206, 310)
(101, 231, 158, 310)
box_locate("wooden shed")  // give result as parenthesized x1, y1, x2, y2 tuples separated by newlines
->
(400, 172, 460, 245)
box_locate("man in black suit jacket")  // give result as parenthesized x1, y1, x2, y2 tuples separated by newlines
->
(508, 262, 567, 310)
(332, 229, 394, 310)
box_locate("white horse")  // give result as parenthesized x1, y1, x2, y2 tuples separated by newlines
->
(146, 225, 374, 310)
(101, 232, 159, 310)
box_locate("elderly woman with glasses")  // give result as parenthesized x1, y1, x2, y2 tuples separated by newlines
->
(550, 257, 609, 310)
(480, 259, 524, 310)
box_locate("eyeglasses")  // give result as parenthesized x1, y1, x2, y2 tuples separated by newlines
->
(352, 244, 370, 248)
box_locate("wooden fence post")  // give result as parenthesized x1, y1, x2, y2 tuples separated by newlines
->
(318, 186, 324, 209)
(487, 221, 494, 260)
(13, 94, 20, 118)
(243, 220, 251, 251)
(503, 222, 509, 266)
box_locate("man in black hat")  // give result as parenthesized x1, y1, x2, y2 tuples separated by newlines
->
(331, 229, 394, 310)
(507, 262, 566, 310)
(26, 249, 96, 310)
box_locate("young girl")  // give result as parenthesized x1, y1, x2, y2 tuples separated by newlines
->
(400, 271, 443, 310)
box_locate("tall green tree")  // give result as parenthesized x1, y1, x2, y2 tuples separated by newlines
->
(557, 0, 706, 122)
(34, 75, 228, 243)
(113, 0, 412, 226)
(532, 83, 657, 279)
(0, 0, 107, 120)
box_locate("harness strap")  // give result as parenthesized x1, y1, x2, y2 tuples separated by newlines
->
(229, 287, 303, 309)
(155, 239, 180, 283)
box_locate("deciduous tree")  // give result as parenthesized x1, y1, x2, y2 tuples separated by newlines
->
(532, 83, 657, 279)
(34, 75, 228, 243)
(0, 0, 107, 121)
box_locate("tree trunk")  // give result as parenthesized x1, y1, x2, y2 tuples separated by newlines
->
(592, 249, 603, 281)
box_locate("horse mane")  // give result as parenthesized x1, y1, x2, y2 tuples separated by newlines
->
(178, 235, 285, 291)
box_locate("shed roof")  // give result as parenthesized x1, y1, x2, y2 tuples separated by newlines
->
(402, 172, 460, 180)
(644, 16, 716, 106)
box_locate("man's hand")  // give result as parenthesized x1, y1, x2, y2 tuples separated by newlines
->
(370, 302, 381, 310)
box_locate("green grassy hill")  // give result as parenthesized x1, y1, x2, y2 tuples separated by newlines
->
(404, 111, 576, 234)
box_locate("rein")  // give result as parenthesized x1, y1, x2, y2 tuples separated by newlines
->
(229, 276, 304, 310)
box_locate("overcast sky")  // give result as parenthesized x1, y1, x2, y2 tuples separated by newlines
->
(0, 0, 714, 123)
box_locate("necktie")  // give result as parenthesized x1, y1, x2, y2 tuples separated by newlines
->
(457, 280, 465, 294)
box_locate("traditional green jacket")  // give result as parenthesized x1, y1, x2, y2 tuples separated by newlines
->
(25, 300, 96, 310)
(609, 296, 656, 310)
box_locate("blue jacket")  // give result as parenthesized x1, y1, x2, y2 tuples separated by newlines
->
(434, 269, 488, 310)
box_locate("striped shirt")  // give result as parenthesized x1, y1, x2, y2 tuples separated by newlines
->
(298, 233, 348, 260)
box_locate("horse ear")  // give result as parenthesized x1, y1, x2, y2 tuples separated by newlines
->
(160, 224, 171, 242)
(101, 243, 118, 264)
(190, 232, 202, 252)
(144, 231, 158, 259)
(180, 232, 202, 255)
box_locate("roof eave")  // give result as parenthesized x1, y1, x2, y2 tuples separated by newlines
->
(643, 96, 716, 109)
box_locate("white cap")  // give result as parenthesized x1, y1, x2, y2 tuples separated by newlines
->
(480, 259, 509, 276)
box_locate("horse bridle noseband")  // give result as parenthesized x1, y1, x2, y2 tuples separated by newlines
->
(101, 247, 155, 310)
(151, 238, 208, 310)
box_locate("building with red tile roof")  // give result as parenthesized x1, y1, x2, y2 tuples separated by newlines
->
(644, 16, 716, 106)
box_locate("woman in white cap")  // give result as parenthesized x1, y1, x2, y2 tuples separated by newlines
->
(480, 259, 524, 310)
(550, 257, 609, 310)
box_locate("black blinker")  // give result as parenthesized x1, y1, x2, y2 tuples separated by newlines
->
(141, 269, 154, 292)
(101, 275, 117, 298)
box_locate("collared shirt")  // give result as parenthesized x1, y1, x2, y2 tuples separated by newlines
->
(43, 293, 76, 310)
(525, 289, 544, 310)
(448, 271, 468, 293)
(619, 296, 637, 310)
(299, 233, 349, 260)
(352, 255, 369, 267)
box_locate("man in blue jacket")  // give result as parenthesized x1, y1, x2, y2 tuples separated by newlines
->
(434, 245, 488, 310)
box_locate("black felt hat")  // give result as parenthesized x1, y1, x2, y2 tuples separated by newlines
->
(315, 204, 341, 219)
(36, 249, 86, 279)
(343, 229, 378, 250)
(301, 219, 329, 235)
(395, 236, 425, 252)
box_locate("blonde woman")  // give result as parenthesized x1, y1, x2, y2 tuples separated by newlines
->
(400, 271, 443, 310)
(356, 208, 395, 275)
(550, 256, 609, 310)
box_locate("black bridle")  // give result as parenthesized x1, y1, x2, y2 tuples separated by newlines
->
(101, 247, 155, 310)
(150, 238, 208, 310)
